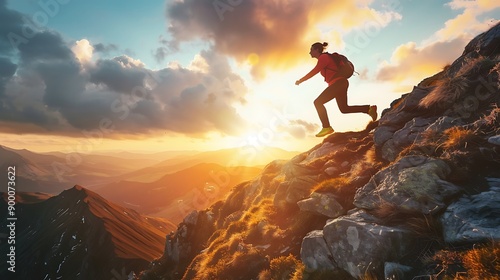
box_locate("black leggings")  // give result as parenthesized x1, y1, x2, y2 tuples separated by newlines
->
(314, 78, 369, 128)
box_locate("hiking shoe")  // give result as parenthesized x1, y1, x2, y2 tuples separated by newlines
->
(315, 127, 334, 137)
(368, 105, 378, 121)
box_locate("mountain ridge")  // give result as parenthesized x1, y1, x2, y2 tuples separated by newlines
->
(0, 185, 176, 280)
(97, 162, 263, 222)
(139, 22, 500, 280)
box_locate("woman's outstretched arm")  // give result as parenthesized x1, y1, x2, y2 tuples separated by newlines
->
(296, 54, 329, 85)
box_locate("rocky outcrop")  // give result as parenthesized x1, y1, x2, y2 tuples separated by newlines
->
(441, 178, 500, 244)
(141, 23, 500, 280)
(297, 192, 345, 218)
(354, 155, 461, 214)
(300, 22, 500, 279)
(141, 210, 215, 280)
(322, 210, 418, 278)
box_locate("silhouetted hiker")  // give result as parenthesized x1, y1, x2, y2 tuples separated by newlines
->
(295, 42, 377, 137)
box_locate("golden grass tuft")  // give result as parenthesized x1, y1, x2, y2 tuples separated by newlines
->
(462, 242, 500, 279)
(484, 106, 500, 127)
(455, 56, 497, 77)
(258, 254, 303, 280)
(420, 56, 496, 109)
(312, 177, 350, 194)
(421, 242, 500, 280)
(442, 127, 480, 150)
(312, 177, 356, 209)
(419, 65, 449, 87)
(419, 75, 469, 108)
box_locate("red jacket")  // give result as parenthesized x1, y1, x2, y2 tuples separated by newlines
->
(300, 53, 341, 86)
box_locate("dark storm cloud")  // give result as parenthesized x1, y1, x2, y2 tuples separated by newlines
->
(89, 56, 147, 94)
(0, 0, 248, 137)
(0, 57, 17, 96)
(0, 1, 249, 137)
(165, 0, 312, 78)
(93, 43, 118, 54)
(0, 0, 23, 55)
(17, 31, 75, 62)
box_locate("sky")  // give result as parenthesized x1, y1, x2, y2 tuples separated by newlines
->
(0, 0, 499, 153)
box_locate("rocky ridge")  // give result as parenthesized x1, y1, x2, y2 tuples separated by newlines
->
(0, 185, 176, 280)
(141, 23, 500, 280)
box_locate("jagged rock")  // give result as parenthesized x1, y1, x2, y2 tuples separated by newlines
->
(382, 117, 439, 161)
(393, 117, 437, 147)
(297, 192, 345, 218)
(384, 262, 413, 280)
(488, 135, 500, 146)
(379, 87, 430, 126)
(441, 178, 500, 243)
(354, 156, 462, 214)
(321, 210, 417, 279)
(223, 210, 244, 227)
(281, 161, 318, 179)
(447, 22, 500, 77)
(274, 176, 320, 208)
(136, 23, 500, 280)
(374, 86, 433, 161)
(160, 210, 215, 278)
(426, 116, 464, 133)
(183, 210, 199, 225)
(464, 22, 500, 56)
(301, 141, 344, 165)
(301, 230, 336, 271)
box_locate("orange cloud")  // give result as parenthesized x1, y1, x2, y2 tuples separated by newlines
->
(433, 1, 500, 41)
(376, 1, 499, 86)
(376, 36, 470, 84)
(165, 0, 402, 80)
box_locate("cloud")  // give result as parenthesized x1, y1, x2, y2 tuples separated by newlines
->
(93, 42, 118, 54)
(376, 36, 470, 83)
(0, 2, 249, 138)
(0, 0, 23, 55)
(0, 57, 17, 96)
(18, 31, 75, 62)
(72, 39, 94, 64)
(165, 0, 402, 79)
(89, 56, 147, 93)
(376, 1, 499, 85)
(432, 1, 500, 41)
(286, 119, 319, 139)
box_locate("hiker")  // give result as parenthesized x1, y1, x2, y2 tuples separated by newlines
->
(295, 42, 377, 137)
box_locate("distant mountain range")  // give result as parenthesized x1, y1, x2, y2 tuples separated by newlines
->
(97, 162, 263, 223)
(0, 145, 167, 193)
(0, 185, 176, 280)
(107, 146, 299, 183)
(0, 145, 298, 192)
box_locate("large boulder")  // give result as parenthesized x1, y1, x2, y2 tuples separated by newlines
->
(301, 230, 336, 271)
(441, 177, 500, 244)
(354, 156, 462, 214)
(274, 176, 320, 208)
(297, 192, 345, 218)
(322, 210, 417, 279)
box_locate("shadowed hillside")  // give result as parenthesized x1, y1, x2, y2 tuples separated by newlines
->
(0, 186, 176, 280)
(139, 23, 500, 280)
